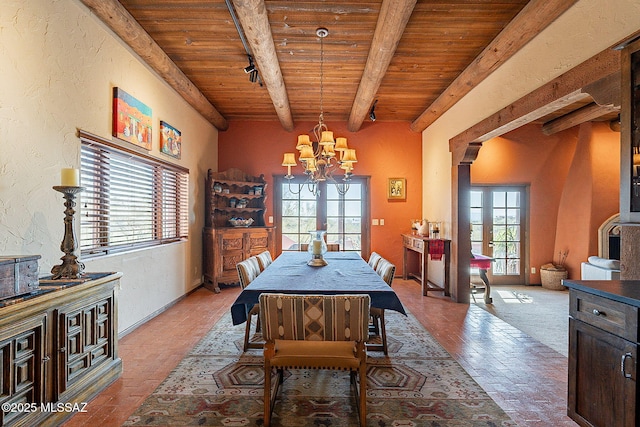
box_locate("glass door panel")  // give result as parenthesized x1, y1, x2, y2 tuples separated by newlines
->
(471, 186, 526, 285)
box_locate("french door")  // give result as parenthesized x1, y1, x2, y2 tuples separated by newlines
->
(273, 175, 370, 257)
(470, 186, 527, 285)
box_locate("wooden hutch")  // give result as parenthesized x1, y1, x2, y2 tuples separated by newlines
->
(203, 168, 274, 292)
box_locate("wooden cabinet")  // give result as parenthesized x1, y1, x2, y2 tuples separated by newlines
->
(565, 280, 640, 427)
(203, 168, 274, 292)
(203, 227, 274, 292)
(0, 273, 121, 426)
(621, 37, 640, 222)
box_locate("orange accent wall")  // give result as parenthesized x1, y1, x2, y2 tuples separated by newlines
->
(471, 122, 620, 284)
(218, 121, 422, 272)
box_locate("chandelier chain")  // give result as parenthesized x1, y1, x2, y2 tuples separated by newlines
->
(319, 31, 324, 124)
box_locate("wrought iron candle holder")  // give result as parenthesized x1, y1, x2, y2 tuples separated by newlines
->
(51, 186, 85, 279)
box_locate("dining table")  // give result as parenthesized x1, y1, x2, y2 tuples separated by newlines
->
(230, 251, 406, 326)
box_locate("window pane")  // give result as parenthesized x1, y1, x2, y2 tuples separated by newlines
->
(327, 200, 339, 216)
(344, 201, 361, 216)
(282, 200, 300, 216)
(470, 191, 483, 207)
(471, 207, 483, 224)
(493, 209, 506, 224)
(282, 217, 300, 233)
(345, 218, 361, 233)
(507, 208, 520, 224)
(493, 192, 506, 208)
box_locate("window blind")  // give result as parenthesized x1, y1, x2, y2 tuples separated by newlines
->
(79, 131, 189, 257)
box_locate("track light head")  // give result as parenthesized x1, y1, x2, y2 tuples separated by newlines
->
(244, 64, 256, 74)
(369, 99, 378, 122)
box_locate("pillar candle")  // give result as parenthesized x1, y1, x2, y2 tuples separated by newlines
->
(61, 168, 80, 187)
(312, 240, 322, 255)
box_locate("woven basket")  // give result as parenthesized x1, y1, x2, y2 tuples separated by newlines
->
(540, 265, 568, 290)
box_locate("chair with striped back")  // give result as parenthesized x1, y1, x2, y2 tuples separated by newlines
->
(260, 293, 370, 427)
(255, 250, 273, 272)
(367, 251, 382, 270)
(369, 258, 396, 355)
(236, 256, 263, 351)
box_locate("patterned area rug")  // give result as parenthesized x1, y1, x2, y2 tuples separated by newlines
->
(124, 310, 517, 426)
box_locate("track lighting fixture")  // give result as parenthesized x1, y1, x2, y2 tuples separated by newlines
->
(243, 55, 259, 83)
(244, 55, 256, 74)
(369, 99, 378, 122)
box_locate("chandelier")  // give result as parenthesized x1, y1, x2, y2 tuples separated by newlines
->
(281, 28, 357, 196)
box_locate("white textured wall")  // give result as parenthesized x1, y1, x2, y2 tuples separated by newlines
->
(422, 0, 640, 233)
(0, 0, 218, 333)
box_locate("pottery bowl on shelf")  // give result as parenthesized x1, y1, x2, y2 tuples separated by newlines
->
(229, 217, 254, 227)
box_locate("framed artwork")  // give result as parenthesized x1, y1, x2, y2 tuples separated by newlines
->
(112, 87, 152, 150)
(388, 178, 406, 200)
(160, 121, 182, 159)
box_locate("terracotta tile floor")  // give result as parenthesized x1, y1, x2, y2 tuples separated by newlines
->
(62, 278, 577, 427)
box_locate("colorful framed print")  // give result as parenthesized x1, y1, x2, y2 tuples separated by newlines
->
(388, 178, 406, 200)
(112, 87, 152, 150)
(160, 121, 182, 159)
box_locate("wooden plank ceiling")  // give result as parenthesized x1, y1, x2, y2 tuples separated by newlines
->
(82, 0, 615, 134)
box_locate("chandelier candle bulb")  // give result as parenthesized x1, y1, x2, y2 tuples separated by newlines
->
(61, 168, 80, 187)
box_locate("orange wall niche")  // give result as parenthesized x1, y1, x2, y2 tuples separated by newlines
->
(217, 121, 422, 273)
(471, 121, 620, 284)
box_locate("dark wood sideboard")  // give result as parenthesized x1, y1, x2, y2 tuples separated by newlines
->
(401, 234, 451, 296)
(0, 273, 122, 427)
(564, 279, 640, 427)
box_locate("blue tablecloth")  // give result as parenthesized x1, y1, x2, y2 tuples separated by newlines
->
(230, 251, 407, 325)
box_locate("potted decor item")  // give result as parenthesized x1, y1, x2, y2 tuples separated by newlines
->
(540, 251, 568, 290)
(417, 219, 429, 236)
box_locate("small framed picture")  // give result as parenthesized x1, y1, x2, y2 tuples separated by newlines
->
(388, 178, 406, 200)
(160, 121, 182, 159)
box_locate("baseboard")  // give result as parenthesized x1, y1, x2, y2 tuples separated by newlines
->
(119, 283, 204, 338)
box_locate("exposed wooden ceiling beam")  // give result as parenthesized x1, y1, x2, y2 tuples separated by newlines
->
(347, 0, 417, 132)
(79, 0, 228, 131)
(231, 0, 294, 131)
(410, 0, 579, 133)
(541, 103, 619, 135)
(449, 48, 620, 166)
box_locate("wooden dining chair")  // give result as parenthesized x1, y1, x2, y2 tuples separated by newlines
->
(300, 243, 340, 251)
(260, 293, 370, 427)
(367, 251, 382, 270)
(255, 250, 273, 271)
(236, 256, 263, 351)
(369, 258, 396, 355)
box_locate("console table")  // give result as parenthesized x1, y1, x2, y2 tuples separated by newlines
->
(402, 234, 450, 296)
